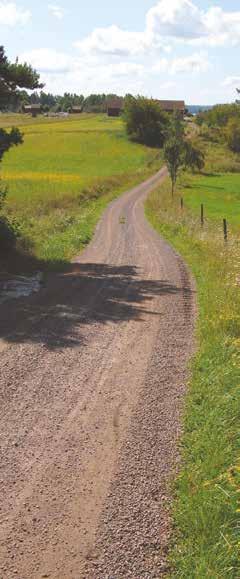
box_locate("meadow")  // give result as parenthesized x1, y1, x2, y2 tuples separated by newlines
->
(180, 137, 240, 230)
(146, 139, 240, 577)
(1, 113, 160, 265)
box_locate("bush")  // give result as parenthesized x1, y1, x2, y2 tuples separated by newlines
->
(0, 216, 18, 250)
(197, 104, 240, 128)
(225, 119, 240, 153)
(124, 96, 169, 147)
(184, 142, 205, 172)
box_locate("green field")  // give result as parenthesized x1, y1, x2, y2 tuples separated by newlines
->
(146, 140, 240, 576)
(1, 113, 159, 265)
(180, 138, 240, 229)
(182, 173, 240, 226)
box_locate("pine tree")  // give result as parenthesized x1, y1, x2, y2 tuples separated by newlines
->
(0, 46, 42, 158)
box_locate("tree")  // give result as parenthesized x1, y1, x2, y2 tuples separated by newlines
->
(0, 46, 42, 160)
(0, 46, 42, 109)
(124, 96, 169, 147)
(225, 119, 240, 153)
(0, 127, 23, 161)
(183, 141, 205, 172)
(164, 113, 205, 195)
(0, 47, 42, 248)
(164, 138, 184, 196)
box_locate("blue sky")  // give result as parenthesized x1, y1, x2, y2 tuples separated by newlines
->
(1, 0, 240, 104)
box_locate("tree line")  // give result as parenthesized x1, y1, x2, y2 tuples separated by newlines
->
(196, 98, 240, 153)
(3, 90, 123, 114)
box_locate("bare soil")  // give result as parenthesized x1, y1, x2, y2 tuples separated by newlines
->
(0, 168, 195, 578)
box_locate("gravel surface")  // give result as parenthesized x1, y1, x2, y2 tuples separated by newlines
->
(0, 168, 196, 578)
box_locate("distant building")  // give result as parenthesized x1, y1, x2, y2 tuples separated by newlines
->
(71, 106, 83, 114)
(23, 104, 41, 117)
(107, 98, 124, 117)
(156, 100, 185, 117)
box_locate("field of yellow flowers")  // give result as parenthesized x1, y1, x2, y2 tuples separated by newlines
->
(146, 168, 240, 577)
(1, 113, 159, 264)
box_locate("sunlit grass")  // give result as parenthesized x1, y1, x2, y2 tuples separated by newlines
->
(1, 113, 160, 264)
(178, 138, 240, 227)
(146, 176, 240, 578)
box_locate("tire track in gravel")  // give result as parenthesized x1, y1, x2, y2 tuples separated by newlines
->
(0, 167, 196, 578)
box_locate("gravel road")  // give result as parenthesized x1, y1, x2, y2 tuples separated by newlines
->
(0, 168, 195, 578)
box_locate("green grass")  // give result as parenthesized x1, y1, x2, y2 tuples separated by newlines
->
(146, 174, 240, 577)
(181, 173, 240, 226)
(1, 113, 160, 265)
(179, 137, 240, 228)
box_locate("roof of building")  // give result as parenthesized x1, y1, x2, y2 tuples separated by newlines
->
(107, 97, 124, 110)
(156, 100, 185, 111)
(24, 104, 41, 110)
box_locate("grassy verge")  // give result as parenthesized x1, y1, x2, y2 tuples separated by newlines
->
(146, 175, 240, 577)
(1, 113, 161, 266)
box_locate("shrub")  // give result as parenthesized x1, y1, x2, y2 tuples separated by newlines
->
(0, 216, 18, 250)
(197, 104, 240, 128)
(225, 119, 240, 153)
(184, 142, 205, 172)
(124, 95, 169, 147)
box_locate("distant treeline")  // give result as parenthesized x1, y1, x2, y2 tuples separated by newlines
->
(196, 103, 240, 153)
(2, 91, 123, 113)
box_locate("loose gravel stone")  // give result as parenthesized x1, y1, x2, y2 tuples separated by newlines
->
(0, 168, 195, 578)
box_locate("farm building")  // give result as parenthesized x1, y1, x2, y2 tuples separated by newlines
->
(156, 100, 185, 117)
(107, 98, 124, 117)
(23, 104, 41, 117)
(71, 106, 83, 114)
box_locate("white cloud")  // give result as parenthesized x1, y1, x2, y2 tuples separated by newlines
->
(170, 51, 210, 74)
(151, 58, 168, 73)
(48, 4, 64, 20)
(19, 48, 145, 94)
(74, 0, 240, 58)
(222, 77, 240, 88)
(74, 25, 151, 57)
(20, 49, 71, 74)
(146, 0, 206, 40)
(0, 2, 31, 26)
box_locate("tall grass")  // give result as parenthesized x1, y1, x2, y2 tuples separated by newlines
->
(146, 178, 240, 578)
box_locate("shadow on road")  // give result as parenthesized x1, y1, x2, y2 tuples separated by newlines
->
(0, 262, 192, 350)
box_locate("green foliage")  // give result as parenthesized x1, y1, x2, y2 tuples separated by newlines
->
(124, 95, 169, 147)
(0, 45, 42, 109)
(197, 103, 240, 128)
(0, 127, 23, 162)
(169, 111, 185, 140)
(225, 119, 240, 153)
(184, 141, 205, 172)
(164, 114, 205, 193)
(0, 215, 17, 249)
(164, 137, 184, 195)
(0, 180, 7, 210)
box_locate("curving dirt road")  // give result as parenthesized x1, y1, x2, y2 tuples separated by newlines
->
(0, 168, 195, 578)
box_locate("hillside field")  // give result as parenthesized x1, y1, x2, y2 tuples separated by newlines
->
(1, 113, 159, 265)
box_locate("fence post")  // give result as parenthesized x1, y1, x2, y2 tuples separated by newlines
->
(201, 204, 204, 226)
(223, 219, 228, 242)
(181, 197, 183, 210)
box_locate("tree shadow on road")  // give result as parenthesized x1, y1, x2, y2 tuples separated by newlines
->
(0, 261, 192, 350)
